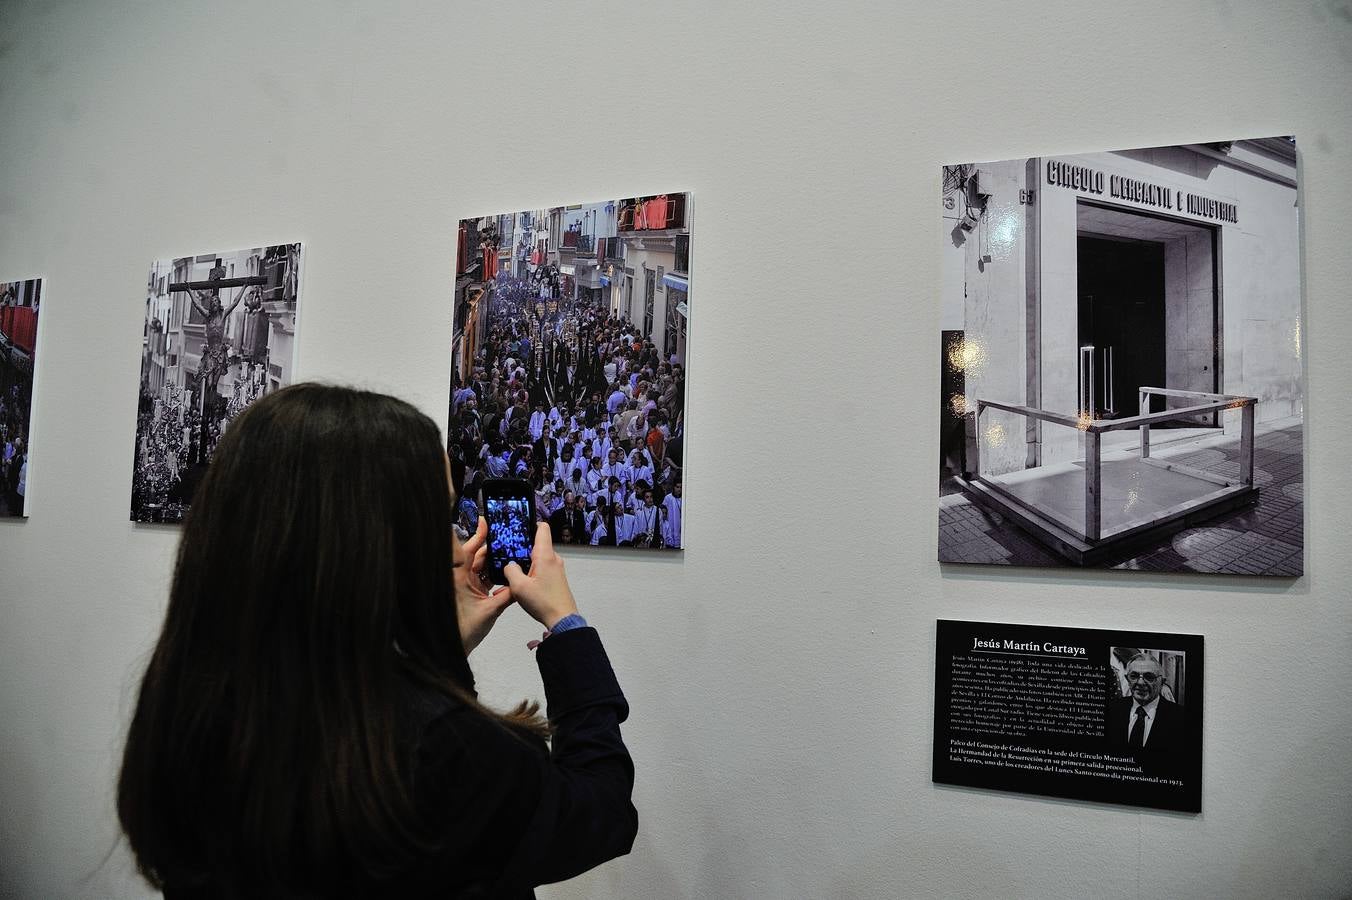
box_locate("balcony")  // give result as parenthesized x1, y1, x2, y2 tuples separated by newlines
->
(617, 193, 688, 232)
(0, 305, 37, 355)
(457, 222, 482, 276)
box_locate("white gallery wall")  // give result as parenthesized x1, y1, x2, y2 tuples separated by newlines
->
(1, 1, 1350, 897)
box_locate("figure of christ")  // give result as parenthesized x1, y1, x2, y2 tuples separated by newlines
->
(188, 276, 257, 403)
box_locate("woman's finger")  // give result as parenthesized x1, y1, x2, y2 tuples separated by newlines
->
(471, 542, 490, 577)
(463, 515, 488, 556)
(483, 582, 514, 610)
(502, 561, 528, 591)
(532, 522, 555, 558)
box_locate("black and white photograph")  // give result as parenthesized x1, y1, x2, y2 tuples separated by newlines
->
(933, 620, 1204, 813)
(1107, 646, 1188, 755)
(939, 138, 1303, 574)
(0, 278, 41, 517)
(132, 244, 303, 523)
(450, 194, 689, 550)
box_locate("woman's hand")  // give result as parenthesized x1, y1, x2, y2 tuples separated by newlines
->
(455, 517, 515, 654)
(503, 523, 578, 630)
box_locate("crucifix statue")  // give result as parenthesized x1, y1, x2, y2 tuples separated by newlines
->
(168, 260, 267, 460)
(170, 261, 265, 401)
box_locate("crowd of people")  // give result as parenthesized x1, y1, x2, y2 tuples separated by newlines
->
(0, 382, 30, 516)
(130, 390, 217, 523)
(448, 276, 685, 549)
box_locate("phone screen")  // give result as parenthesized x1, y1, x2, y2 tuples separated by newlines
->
(485, 496, 534, 572)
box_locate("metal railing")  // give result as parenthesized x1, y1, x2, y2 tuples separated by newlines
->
(974, 387, 1256, 543)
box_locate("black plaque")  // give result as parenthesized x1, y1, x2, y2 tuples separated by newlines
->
(933, 619, 1203, 812)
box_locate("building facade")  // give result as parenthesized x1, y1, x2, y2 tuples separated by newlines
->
(942, 139, 1300, 478)
(456, 194, 692, 383)
(611, 193, 691, 361)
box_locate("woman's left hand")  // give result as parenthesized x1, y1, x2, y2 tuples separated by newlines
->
(455, 517, 515, 654)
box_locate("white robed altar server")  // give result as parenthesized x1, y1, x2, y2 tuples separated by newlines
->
(661, 489, 682, 549)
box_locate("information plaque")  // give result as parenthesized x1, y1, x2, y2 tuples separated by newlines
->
(933, 620, 1203, 812)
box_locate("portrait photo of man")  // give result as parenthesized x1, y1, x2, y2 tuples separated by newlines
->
(1108, 649, 1185, 755)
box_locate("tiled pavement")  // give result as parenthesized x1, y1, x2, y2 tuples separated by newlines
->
(938, 424, 1304, 575)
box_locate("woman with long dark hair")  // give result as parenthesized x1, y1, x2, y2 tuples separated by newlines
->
(118, 384, 636, 898)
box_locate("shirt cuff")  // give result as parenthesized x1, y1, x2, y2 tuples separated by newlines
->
(550, 613, 588, 634)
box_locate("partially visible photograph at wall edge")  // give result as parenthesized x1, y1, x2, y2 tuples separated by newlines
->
(0, 276, 43, 517)
(450, 193, 688, 551)
(132, 244, 304, 524)
(938, 137, 1303, 576)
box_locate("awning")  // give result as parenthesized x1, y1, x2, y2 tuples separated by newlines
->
(662, 273, 689, 292)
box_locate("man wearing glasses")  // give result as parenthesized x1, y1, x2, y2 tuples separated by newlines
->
(1109, 654, 1183, 754)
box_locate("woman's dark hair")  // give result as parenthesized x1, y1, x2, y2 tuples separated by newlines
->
(118, 384, 536, 894)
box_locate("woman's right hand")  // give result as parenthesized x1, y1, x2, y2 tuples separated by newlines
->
(503, 523, 578, 630)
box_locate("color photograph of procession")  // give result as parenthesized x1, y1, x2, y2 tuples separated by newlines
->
(132, 244, 302, 523)
(0, 277, 41, 517)
(450, 194, 689, 550)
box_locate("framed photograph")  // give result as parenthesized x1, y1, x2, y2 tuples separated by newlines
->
(938, 138, 1302, 575)
(132, 244, 303, 523)
(449, 195, 689, 551)
(0, 277, 43, 517)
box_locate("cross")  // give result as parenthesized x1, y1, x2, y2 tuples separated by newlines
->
(168, 275, 266, 291)
(168, 262, 267, 294)
(165, 260, 268, 463)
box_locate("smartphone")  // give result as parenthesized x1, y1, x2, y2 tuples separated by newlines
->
(480, 478, 536, 584)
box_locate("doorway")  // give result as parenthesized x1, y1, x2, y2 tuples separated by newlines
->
(1077, 236, 1165, 420)
(1076, 202, 1220, 429)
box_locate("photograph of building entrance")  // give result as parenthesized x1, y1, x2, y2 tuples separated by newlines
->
(450, 194, 689, 551)
(939, 138, 1302, 575)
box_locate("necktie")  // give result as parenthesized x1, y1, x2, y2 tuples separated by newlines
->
(1129, 706, 1147, 748)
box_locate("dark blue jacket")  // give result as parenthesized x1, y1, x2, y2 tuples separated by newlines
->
(166, 627, 636, 899)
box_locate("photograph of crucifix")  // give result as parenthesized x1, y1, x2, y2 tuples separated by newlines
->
(132, 244, 303, 523)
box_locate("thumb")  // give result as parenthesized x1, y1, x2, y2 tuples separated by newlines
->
(502, 561, 528, 590)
